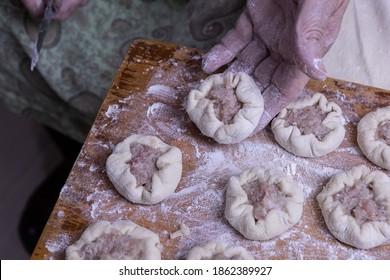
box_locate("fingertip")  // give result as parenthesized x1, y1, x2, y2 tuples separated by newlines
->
(297, 55, 327, 81)
(202, 44, 237, 74)
(201, 47, 220, 74)
(201, 54, 217, 74)
(311, 58, 327, 80)
(316, 74, 327, 82)
(307, 69, 327, 81)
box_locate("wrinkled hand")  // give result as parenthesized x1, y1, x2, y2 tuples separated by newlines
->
(21, 0, 89, 21)
(202, 0, 349, 132)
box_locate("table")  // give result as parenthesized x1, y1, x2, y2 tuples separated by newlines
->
(31, 39, 390, 260)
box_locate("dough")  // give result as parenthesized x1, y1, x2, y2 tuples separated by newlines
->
(271, 92, 345, 157)
(186, 240, 254, 260)
(186, 72, 264, 144)
(324, 0, 390, 91)
(106, 134, 182, 204)
(357, 105, 390, 170)
(65, 220, 162, 260)
(170, 222, 191, 239)
(316, 165, 390, 249)
(225, 168, 304, 241)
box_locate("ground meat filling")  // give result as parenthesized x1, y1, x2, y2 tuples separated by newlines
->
(127, 143, 164, 191)
(77, 230, 144, 260)
(334, 180, 388, 225)
(203, 253, 246, 260)
(375, 120, 390, 145)
(208, 85, 243, 124)
(242, 180, 286, 221)
(284, 106, 332, 140)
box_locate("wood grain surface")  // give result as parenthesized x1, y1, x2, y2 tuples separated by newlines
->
(31, 39, 390, 260)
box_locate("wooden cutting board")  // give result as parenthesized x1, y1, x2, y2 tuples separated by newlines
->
(31, 39, 390, 260)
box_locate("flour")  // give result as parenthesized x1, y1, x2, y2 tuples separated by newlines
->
(57, 211, 65, 218)
(159, 129, 382, 259)
(337, 146, 362, 156)
(192, 141, 201, 159)
(346, 82, 357, 90)
(90, 201, 99, 219)
(335, 90, 347, 102)
(147, 102, 165, 118)
(105, 104, 120, 118)
(313, 58, 325, 72)
(72, 92, 386, 258)
(89, 140, 110, 150)
(202, 52, 221, 73)
(59, 184, 69, 196)
(191, 54, 203, 60)
(44, 51, 390, 260)
(77, 161, 87, 168)
(86, 187, 126, 220)
(285, 162, 297, 176)
(45, 233, 71, 257)
(147, 85, 175, 96)
(89, 164, 99, 172)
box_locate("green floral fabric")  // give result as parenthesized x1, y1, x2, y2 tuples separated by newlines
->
(0, 0, 244, 142)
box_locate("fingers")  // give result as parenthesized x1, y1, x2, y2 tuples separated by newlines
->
(21, 0, 89, 21)
(252, 56, 279, 91)
(295, 44, 327, 81)
(202, 10, 253, 74)
(253, 61, 309, 132)
(294, 0, 328, 82)
(294, 0, 350, 81)
(52, 0, 90, 21)
(21, 0, 45, 19)
(226, 40, 268, 75)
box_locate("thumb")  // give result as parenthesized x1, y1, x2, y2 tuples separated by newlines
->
(295, 37, 327, 81)
(294, 0, 349, 81)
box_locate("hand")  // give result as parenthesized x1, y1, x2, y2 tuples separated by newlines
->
(21, 0, 89, 21)
(202, 0, 349, 132)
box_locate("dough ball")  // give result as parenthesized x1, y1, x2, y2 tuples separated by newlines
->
(186, 240, 254, 260)
(357, 105, 390, 170)
(225, 168, 304, 241)
(317, 165, 390, 249)
(186, 72, 264, 144)
(271, 92, 345, 157)
(65, 220, 162, 260)
(106, 134, 182, 204)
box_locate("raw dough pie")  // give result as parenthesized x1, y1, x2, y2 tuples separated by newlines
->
(317, 165, 390, 249)
(225, 168, 304, 241)
(357, 105, 390, 170)
(106, 134, 182, 204)
(271, 92, 345, 157)
(186, 72, 264, 144)
(186, 240, 254, 260)
(65, 220, 162, 260)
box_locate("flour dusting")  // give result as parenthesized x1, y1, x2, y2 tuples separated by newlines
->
(105, 104, 120, 118)
(44, 50, 390, 260)
(57, 211, 65, 218)
(45, 233, 71, 258)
